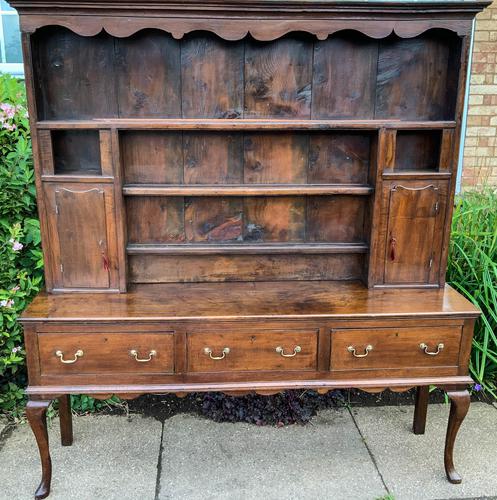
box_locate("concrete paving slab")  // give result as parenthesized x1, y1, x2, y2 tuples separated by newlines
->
(0, 414, 162, 500)
(159, 408, 387, 500)
(352, 402, 497, 500)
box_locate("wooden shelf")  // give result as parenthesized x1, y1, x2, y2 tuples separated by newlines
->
(41, 175, 114, 183)
(382, 171, 452, 180)
(123, 184, 374, 196)
(127, 243, 369, 255)
(36, 119, 457, 131)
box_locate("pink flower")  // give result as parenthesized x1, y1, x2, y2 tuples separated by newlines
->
(0, 103, 16, 119)
(11, 240, 23, 252)
(10, 285, 20, 292)
(12, 347, 20, 353)
(0, 299, 14, 308)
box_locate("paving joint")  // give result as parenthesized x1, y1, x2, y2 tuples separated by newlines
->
(347, 406, 391, 497)
(154, 420, 165, 500)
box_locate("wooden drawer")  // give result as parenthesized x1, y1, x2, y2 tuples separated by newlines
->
(38, 332, 174, 375)
(330, 326, 462, 371)
(187, 330, 318, 373)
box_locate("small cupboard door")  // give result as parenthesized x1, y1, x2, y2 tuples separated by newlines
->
(44, 183, 118, 290)
(383, 181, 447, 285)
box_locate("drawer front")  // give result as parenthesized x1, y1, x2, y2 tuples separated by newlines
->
(38, 332, 174, 375)
(331, 326, 461, 371)
(187, 330, 318, 373)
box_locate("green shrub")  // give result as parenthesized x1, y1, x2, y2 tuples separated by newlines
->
(0, 74, 44, 417)
(447, 190, 497, 397)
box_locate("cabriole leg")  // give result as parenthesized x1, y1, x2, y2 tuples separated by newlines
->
(58, 395, 73, 446)
(445, 389, 470, 484)
(26, 399, 52, 499)
(413, 386, 429, 435)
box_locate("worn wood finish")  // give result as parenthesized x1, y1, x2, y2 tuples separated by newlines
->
(26, 400, 52, 500)
(330, 326, 461, 371)
(38, 331, 175, 375)
(445, 389, 471, 483)
(16, 1, 489, 496)
(58, 394, 73, 446)
(187, 329, 318, 372)
(413, 385, 429, 435)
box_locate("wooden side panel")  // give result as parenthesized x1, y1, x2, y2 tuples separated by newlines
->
(308, 133, 371, 184)
(52, 130, 101, 175)
(312, 34, 377, 119)
(181, 35, 243, 118)
(121, 131, 183, 184)
(126, 197, 185, 244)
(32, 27, 117, 120)
(375, 33, 460, 121)
(244, 197, 305, 242)
(244, 133, 308, 183)
(244, 37, 312, 118)
(184, 133, 243, 184)
(115, 30, 181, 117)
(129, 254, 364, 283)
(185, 198, 243, 243)
(383, 182, 448, 285)
(307, 197, 366, 243)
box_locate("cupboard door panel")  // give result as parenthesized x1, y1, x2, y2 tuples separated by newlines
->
(55, 187, 109, 288)
(43, 183, 119, 290)
(384, 182, 447, 285)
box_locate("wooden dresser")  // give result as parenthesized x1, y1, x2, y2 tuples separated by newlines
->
(12, 0, 489, 498)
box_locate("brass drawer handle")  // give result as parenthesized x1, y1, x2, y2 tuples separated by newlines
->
(129, 349, 157, 362)
(347, 345, 373, 358)
(204, 347, 230, 360)
(275, 346, 301, 357)
(55, 349, 84, 364)
(419, 343, 444, 356)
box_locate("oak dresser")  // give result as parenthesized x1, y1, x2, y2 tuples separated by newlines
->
(11, 0, 490, 498)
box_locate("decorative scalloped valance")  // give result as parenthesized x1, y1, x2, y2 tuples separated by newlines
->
(20, 15, 473, 40)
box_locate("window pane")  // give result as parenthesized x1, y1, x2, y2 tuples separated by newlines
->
(0, 1, 15, 12)
(3, 14, 22, 63)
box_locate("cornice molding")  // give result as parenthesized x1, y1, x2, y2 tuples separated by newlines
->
(19, 16, 473, 40)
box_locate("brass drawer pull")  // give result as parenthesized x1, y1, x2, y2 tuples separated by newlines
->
(275, 346, 301, 357)
(55, 349, 84, 364)
(347, 345, 373, 358)
(204, 347, 230, 360)
(129, 349, 157, 362)
(419, 343, 444, 356)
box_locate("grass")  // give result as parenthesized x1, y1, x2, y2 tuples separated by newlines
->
(447, 190, 497, 398)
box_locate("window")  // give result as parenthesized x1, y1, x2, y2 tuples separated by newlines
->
(0, 1, 23, 77)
